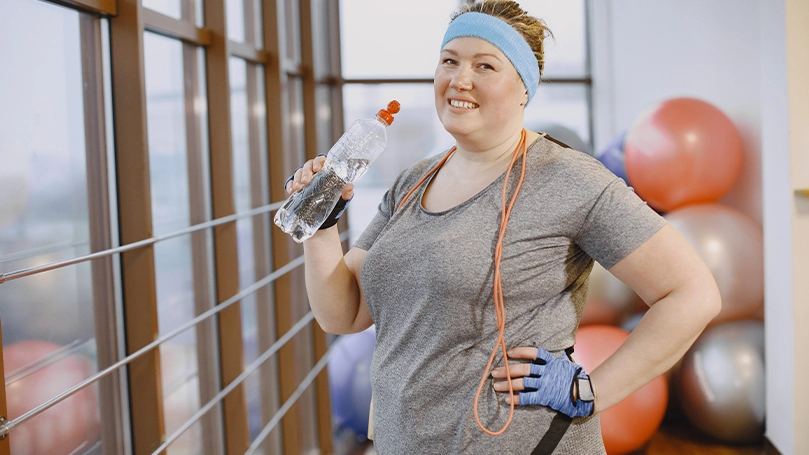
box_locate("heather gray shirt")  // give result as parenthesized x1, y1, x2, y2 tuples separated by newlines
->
(354, 136, 666, 454)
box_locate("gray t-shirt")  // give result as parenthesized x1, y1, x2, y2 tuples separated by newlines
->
(354, 136, 666, 454)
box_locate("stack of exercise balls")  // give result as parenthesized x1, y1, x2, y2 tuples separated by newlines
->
(584, 97, 765, 453)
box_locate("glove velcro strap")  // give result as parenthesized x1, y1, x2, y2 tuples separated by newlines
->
(319, 197, 351, 230)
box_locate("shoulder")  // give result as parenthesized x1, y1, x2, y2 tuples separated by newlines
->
(388, 149, 452, 200)
(525, 135, 619, 194)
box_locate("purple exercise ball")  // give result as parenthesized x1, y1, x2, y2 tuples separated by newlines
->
(328, 326, 376, 437)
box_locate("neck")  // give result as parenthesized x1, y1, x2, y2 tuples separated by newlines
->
(453, 128, 526, 166)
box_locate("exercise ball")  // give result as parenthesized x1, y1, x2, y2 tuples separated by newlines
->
(619, 312, 645, 333)
(574, 325, 668, 455)
(624, 97, 743, 212)
(581, 262, 642, 326)
(328, 326, 376, 437)
(676, 320, 764, 443)
(3, 340, 101, 455)
(664, 204, 763, 324)
(596, 131, 630, 183)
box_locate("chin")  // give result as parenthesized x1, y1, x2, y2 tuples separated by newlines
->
(439, 113, 478, 137)
(442, 121, 476, 139)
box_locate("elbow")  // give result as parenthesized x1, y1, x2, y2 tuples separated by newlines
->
(695, 275, 722, 326)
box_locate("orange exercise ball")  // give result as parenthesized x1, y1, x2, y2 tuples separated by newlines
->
(573, 325, 668, 455)
(624, 97, 743, 212)
(3, 340, 101, 455)
(664, 203, 763, 324)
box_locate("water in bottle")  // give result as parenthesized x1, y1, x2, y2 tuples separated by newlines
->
(274, 100, 400, 242)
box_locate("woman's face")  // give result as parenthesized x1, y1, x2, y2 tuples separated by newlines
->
(434, 36, 529, 145)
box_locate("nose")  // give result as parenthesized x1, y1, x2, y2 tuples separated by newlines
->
(449, 65, 473, 91)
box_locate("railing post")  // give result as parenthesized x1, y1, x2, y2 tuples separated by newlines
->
(0, 321, 11, 455)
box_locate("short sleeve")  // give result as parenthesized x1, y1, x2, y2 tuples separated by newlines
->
(575, 179, 667, 269)
(353, 188, 395, 250)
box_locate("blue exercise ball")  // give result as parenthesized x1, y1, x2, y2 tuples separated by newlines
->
(328, 326, 376, 437)
(597, 131, 630, 183)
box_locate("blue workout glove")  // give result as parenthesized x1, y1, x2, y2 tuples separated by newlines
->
(519, 347, 595, 418)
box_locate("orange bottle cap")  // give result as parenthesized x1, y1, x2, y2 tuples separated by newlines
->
(377, 100, 401, 125)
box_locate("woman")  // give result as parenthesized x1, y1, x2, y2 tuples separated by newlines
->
(288, 1, 720, 453)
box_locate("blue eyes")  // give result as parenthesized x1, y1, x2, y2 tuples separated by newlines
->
(441, 59, 494, 70)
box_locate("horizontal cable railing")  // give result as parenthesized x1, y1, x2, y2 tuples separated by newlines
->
(0, 239, 89, 266)
(0, 201, 283, 285)
(0, 222, 347, 439)
(245, 343, 334, 455)
(151, 311, 321, 454)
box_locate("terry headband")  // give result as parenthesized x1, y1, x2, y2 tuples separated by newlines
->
(441, 12, 540, 103)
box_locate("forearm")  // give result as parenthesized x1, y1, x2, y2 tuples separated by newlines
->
(588, 286, 719, 413)
(303, 226, 365, 334)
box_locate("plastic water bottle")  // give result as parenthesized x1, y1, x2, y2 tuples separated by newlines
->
(274, 100, 400, 243)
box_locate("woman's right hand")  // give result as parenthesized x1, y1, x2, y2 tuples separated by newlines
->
(284, 155, 355, 201)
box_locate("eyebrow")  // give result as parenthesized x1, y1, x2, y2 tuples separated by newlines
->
(441, 49, 503, 60)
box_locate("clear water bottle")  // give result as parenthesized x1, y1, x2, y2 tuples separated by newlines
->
(274, 100, 401, 243)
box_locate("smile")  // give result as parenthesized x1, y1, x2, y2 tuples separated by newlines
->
(449, 99, 479, 109)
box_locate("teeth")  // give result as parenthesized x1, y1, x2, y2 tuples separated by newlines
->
(450, 99, 479, 109)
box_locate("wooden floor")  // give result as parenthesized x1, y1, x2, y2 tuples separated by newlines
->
(629, 410, 773, 455)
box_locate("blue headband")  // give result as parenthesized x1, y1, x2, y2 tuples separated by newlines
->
(441, 12, 540, 103)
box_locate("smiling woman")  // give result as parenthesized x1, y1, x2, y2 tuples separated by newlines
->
(291, 1, 720, 454)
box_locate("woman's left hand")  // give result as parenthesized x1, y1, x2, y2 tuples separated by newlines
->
(491, 346, 539, 403)
(491, 346, 595, 418)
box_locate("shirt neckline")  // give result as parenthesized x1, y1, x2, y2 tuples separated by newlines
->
(416, 135, 545, 216)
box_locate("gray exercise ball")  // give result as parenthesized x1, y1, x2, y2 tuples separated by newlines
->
(677, 320, 765, 444)
(533, 122, 591, 155)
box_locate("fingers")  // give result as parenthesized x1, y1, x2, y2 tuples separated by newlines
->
(286, 157, 327, 194)
(534, 346, 554, 363)
(285, 156, 352, 196)
(491, 362, 532, 379)
(492, 380, 525, 406)
(507, 347, 539, 360)
(492, 377, 525, 393)
(313, 154, 327, 172)
(342, 183, 355, 201)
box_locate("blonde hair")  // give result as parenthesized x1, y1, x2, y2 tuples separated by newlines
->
(452, 1, 553, 78)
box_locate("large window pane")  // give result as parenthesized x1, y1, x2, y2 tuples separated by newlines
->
(525, 83, 591, 153)
(226, 0, 245, 42)
(0, 1, 102, 453)
(339, 0, 459, 79)
(229, 56, 262, 438)
(143, 0, 182, 20)
(144, 31, 203, 455)
(520, 0, 587, 77)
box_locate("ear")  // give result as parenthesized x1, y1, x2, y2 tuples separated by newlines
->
(521, 90, 529, 106)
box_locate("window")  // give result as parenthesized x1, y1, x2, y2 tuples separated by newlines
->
(1, 0, 340, 453)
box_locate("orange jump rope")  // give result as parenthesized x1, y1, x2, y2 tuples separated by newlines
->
(396, 129, 531, 435)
